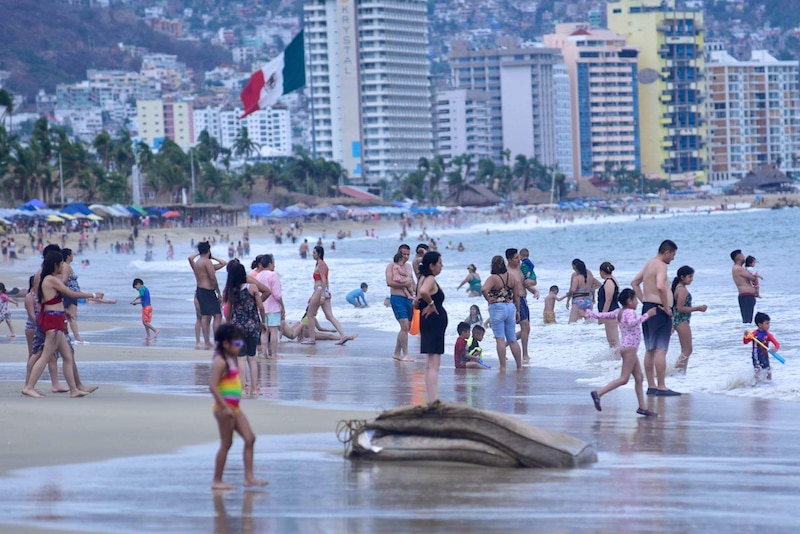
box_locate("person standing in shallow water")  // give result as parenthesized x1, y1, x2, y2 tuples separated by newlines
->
(416, 251, 448, 402)
(386, 244, 415, 362)
(631, 239, 679, 397)
(731, 249, 758, 324)
(189, 242, 227, 349)
(596, 261, 620, 352)
(671, 265, 707, 375)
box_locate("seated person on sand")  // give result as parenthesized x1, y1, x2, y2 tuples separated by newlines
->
(280, 310, 358, 345)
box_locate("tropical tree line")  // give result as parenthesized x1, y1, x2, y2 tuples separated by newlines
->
(0, 116, 348, 206)
(396, 150, 569, 203)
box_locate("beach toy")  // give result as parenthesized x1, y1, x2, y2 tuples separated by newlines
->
(745, 332, 785, 364)
(409, 308, 420, 336)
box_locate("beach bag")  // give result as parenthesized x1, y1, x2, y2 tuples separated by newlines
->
(409, 308, 420, 336)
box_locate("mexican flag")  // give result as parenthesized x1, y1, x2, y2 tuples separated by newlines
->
(239, 31, 306, 119)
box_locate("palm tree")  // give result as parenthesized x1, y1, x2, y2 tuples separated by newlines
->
(513, 154, 532, 191)
(0, 89, 14, 131)
(233, 127, 261, 165)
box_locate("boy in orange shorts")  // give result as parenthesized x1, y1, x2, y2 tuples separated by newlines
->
(131, 278, 160, 339)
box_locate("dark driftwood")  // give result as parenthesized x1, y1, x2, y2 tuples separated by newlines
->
(345, 401, 597, 469)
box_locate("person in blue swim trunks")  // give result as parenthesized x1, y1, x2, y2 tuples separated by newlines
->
(386, 244, 415, 362)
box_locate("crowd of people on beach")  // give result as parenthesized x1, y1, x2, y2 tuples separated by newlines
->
(378, 236, 779, 419)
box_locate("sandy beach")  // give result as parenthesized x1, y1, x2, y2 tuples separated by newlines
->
(2, 199, 800, 532)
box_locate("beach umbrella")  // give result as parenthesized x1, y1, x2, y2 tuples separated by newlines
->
(58, 212, 76, 220)
(87, 214, 103, 221)
(46, 214, 64, 223)
(162, 211, 182, 218)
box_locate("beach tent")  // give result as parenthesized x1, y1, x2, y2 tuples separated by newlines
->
(249, 203, 272, 217)
(110, 204, 133, 217)
(18, 198, 47, 210)
(62, 202, 93, 216)
(127, 204, 147, 217)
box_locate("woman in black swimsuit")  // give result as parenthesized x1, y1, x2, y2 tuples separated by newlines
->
(417, 251, 447, 402)
(597, 261, 620, 352)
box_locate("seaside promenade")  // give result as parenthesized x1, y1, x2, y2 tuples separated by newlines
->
(1, 324, 799, 533)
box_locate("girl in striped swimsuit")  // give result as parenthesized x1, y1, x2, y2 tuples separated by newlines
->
(210, 324, 268, 490)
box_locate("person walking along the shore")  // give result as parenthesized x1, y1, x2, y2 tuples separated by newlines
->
(386, 244, 415, 361)
(416, 251, 448, 402)
(632, 240, 680, 396)
(304, 246, 351, 345)
(584, 288, 658, 417)
(23, 251, 104, 398)
(209, 323, 268, 490)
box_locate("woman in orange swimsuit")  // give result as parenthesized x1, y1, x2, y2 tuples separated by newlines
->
(22, 251, 105, 398)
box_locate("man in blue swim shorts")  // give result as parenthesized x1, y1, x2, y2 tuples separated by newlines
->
(632, 239, 681, 397)
(506, 248, 533, 365)
(386, 244, 415, 362)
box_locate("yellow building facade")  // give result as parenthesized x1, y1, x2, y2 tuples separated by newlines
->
(608, 0, 706, 185)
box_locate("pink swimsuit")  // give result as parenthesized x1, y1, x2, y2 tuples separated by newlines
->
(587, 308, 651, 348)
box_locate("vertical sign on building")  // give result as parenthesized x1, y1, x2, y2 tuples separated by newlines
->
(337, 0, 363, 178)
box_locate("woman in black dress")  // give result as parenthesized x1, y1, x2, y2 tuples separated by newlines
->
(417, 251, 447, 402)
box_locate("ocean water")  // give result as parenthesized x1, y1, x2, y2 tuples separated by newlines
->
(5, 206, 799, 402)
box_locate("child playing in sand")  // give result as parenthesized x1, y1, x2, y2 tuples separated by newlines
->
(745, 255, 763, 298)
(0, 282, 19, 337)
(744, 312, 780, 381)
(583, 288, 659, 417)
(543, 285, 565, 324)
(392, 251, 414, 299)
(454, 322, 489, 369)
(210, 324, 268, 490)
(131, 278, 159, 339)
(467, 324, 491, 369)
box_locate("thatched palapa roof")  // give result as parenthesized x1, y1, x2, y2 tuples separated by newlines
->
(444, 184, 503, 207)
(736, 165, 793, 192)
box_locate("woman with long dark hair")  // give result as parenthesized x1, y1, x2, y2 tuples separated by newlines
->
(23, 251, 104, 398)
(417, 250, 448, 401)
(224, 260, 265, 392)
(565, 258, 600, 323)
(671, 265, 707, 374)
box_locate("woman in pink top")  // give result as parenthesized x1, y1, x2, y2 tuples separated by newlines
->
(583, 288, 658, 417)
(252, 254, 284, 358)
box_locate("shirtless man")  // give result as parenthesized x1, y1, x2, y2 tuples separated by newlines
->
(189, 241, 227, 349)
(505, 248, 532, 365)
(386, 244, 416, 361)
(731, 249, 758, 324)
(631, 239, 679, 396)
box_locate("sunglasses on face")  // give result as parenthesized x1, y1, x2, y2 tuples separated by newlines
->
(231, 340, 244, 348)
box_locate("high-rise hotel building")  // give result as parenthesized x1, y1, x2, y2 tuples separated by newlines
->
(448, 38, 563, 168)
(303, 0, 433, 182)
(706, 47, 800, 186)
(544, 24, 640, 179)
(608, 0, 706, 184)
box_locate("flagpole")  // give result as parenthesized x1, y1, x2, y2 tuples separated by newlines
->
(305, 28, 316, 159)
